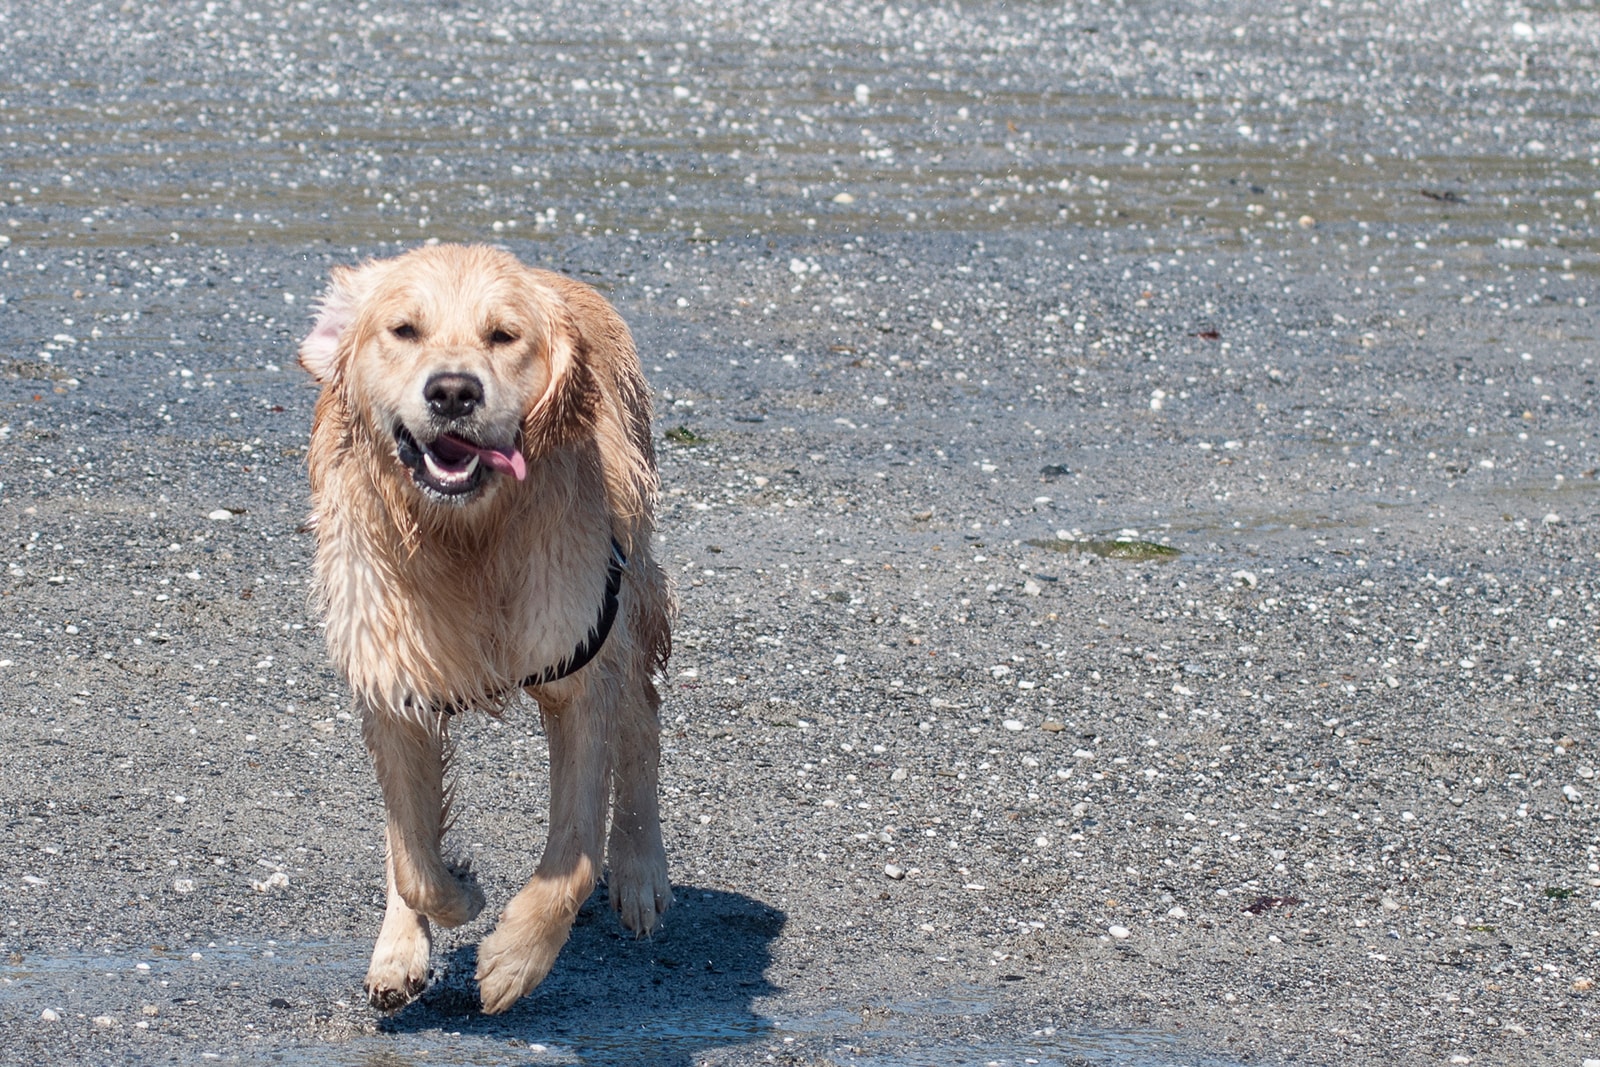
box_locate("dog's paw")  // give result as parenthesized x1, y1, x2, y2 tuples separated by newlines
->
(608, 852, 673, 937)
(365, 969, 429, 1013)
(419, 861, 486, 929)
(474, 921, 563, 1015)
(364, 930, 432, 1013)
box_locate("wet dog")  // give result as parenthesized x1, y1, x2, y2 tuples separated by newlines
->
(297, 244, 673, 1014)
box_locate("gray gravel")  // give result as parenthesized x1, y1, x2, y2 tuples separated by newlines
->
(3, 1, 1600, 1065)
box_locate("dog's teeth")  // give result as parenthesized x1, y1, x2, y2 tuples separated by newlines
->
(421, 451, 482, 488)
(424, 453, 459, 483)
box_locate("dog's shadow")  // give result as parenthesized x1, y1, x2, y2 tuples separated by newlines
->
(378, 885, 785, 1065)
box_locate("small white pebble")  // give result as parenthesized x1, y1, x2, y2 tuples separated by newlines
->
(1108, 925, 1131, 940)
(40, 1009, 59, 1022)
(1563, 784, 1583, 803)
(884, 864, 905, 880)
(1543, 512, 1561, 525)
(1167, 906, 1188, 919)
(207, 509, 232, 522)
(890, 768, 907, 782)
(93, 1015, 116, 1028)
(832, 192, 855, 204)
(1003, 719, 1025, 732)
(174, 878, 196, 893)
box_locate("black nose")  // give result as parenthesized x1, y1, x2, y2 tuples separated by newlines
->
(424, 373, 484, 420)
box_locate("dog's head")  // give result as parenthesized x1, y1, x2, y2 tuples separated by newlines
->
(299, 245, 582, 507)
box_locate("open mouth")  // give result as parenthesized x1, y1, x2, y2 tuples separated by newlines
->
(394, 425, 527, 499)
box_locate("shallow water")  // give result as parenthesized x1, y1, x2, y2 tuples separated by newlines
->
(2, 0, 1595, 284)
(0, 943, 1237, 1066)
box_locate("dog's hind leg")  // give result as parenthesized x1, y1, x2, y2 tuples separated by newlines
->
(364, 836, 433, 1011)
(605, 672, 673, 936)
(362, 704, 486, 931)
(476, 685, 611, 1014)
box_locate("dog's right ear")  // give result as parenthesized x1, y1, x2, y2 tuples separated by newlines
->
(299, 265, 365, 384)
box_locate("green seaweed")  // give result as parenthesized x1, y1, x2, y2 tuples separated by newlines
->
(665, 425, 706, 445)
(1026, 538, 1181, 562)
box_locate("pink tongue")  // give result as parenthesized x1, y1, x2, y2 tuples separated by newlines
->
(432, 434, 527, 481)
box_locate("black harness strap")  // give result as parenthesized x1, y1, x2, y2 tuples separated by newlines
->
(417, 539, 627, 717)
(521, 538, 627, 688)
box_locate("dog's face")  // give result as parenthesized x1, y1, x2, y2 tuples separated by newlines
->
(300, 246, 575, 507)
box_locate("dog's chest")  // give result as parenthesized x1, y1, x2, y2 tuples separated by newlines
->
(319, 509, 615, 710)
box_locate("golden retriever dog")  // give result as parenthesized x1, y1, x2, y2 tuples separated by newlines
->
(297, 243, 673, 1014)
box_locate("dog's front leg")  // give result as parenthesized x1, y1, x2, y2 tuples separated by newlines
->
(364, 835, 432, 1011)
(363, 705, 487, 926)
(476, 691, 610, 1014)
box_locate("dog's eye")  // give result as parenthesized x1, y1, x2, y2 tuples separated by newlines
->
(391, 323, 419, 341)
(487, 328, 519, 346)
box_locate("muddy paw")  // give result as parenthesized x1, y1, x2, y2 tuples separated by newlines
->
(365, 968, 429, 1013)
(365, 905, 433, 1012)
(608, 855, 673, 937)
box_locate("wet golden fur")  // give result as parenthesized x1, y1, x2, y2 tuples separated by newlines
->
(299, 244, 673, 1014)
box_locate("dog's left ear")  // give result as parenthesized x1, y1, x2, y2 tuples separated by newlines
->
(530, 308, 577, 418)
(520, 289, 605, 455)
(299, 264, 366, 384)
